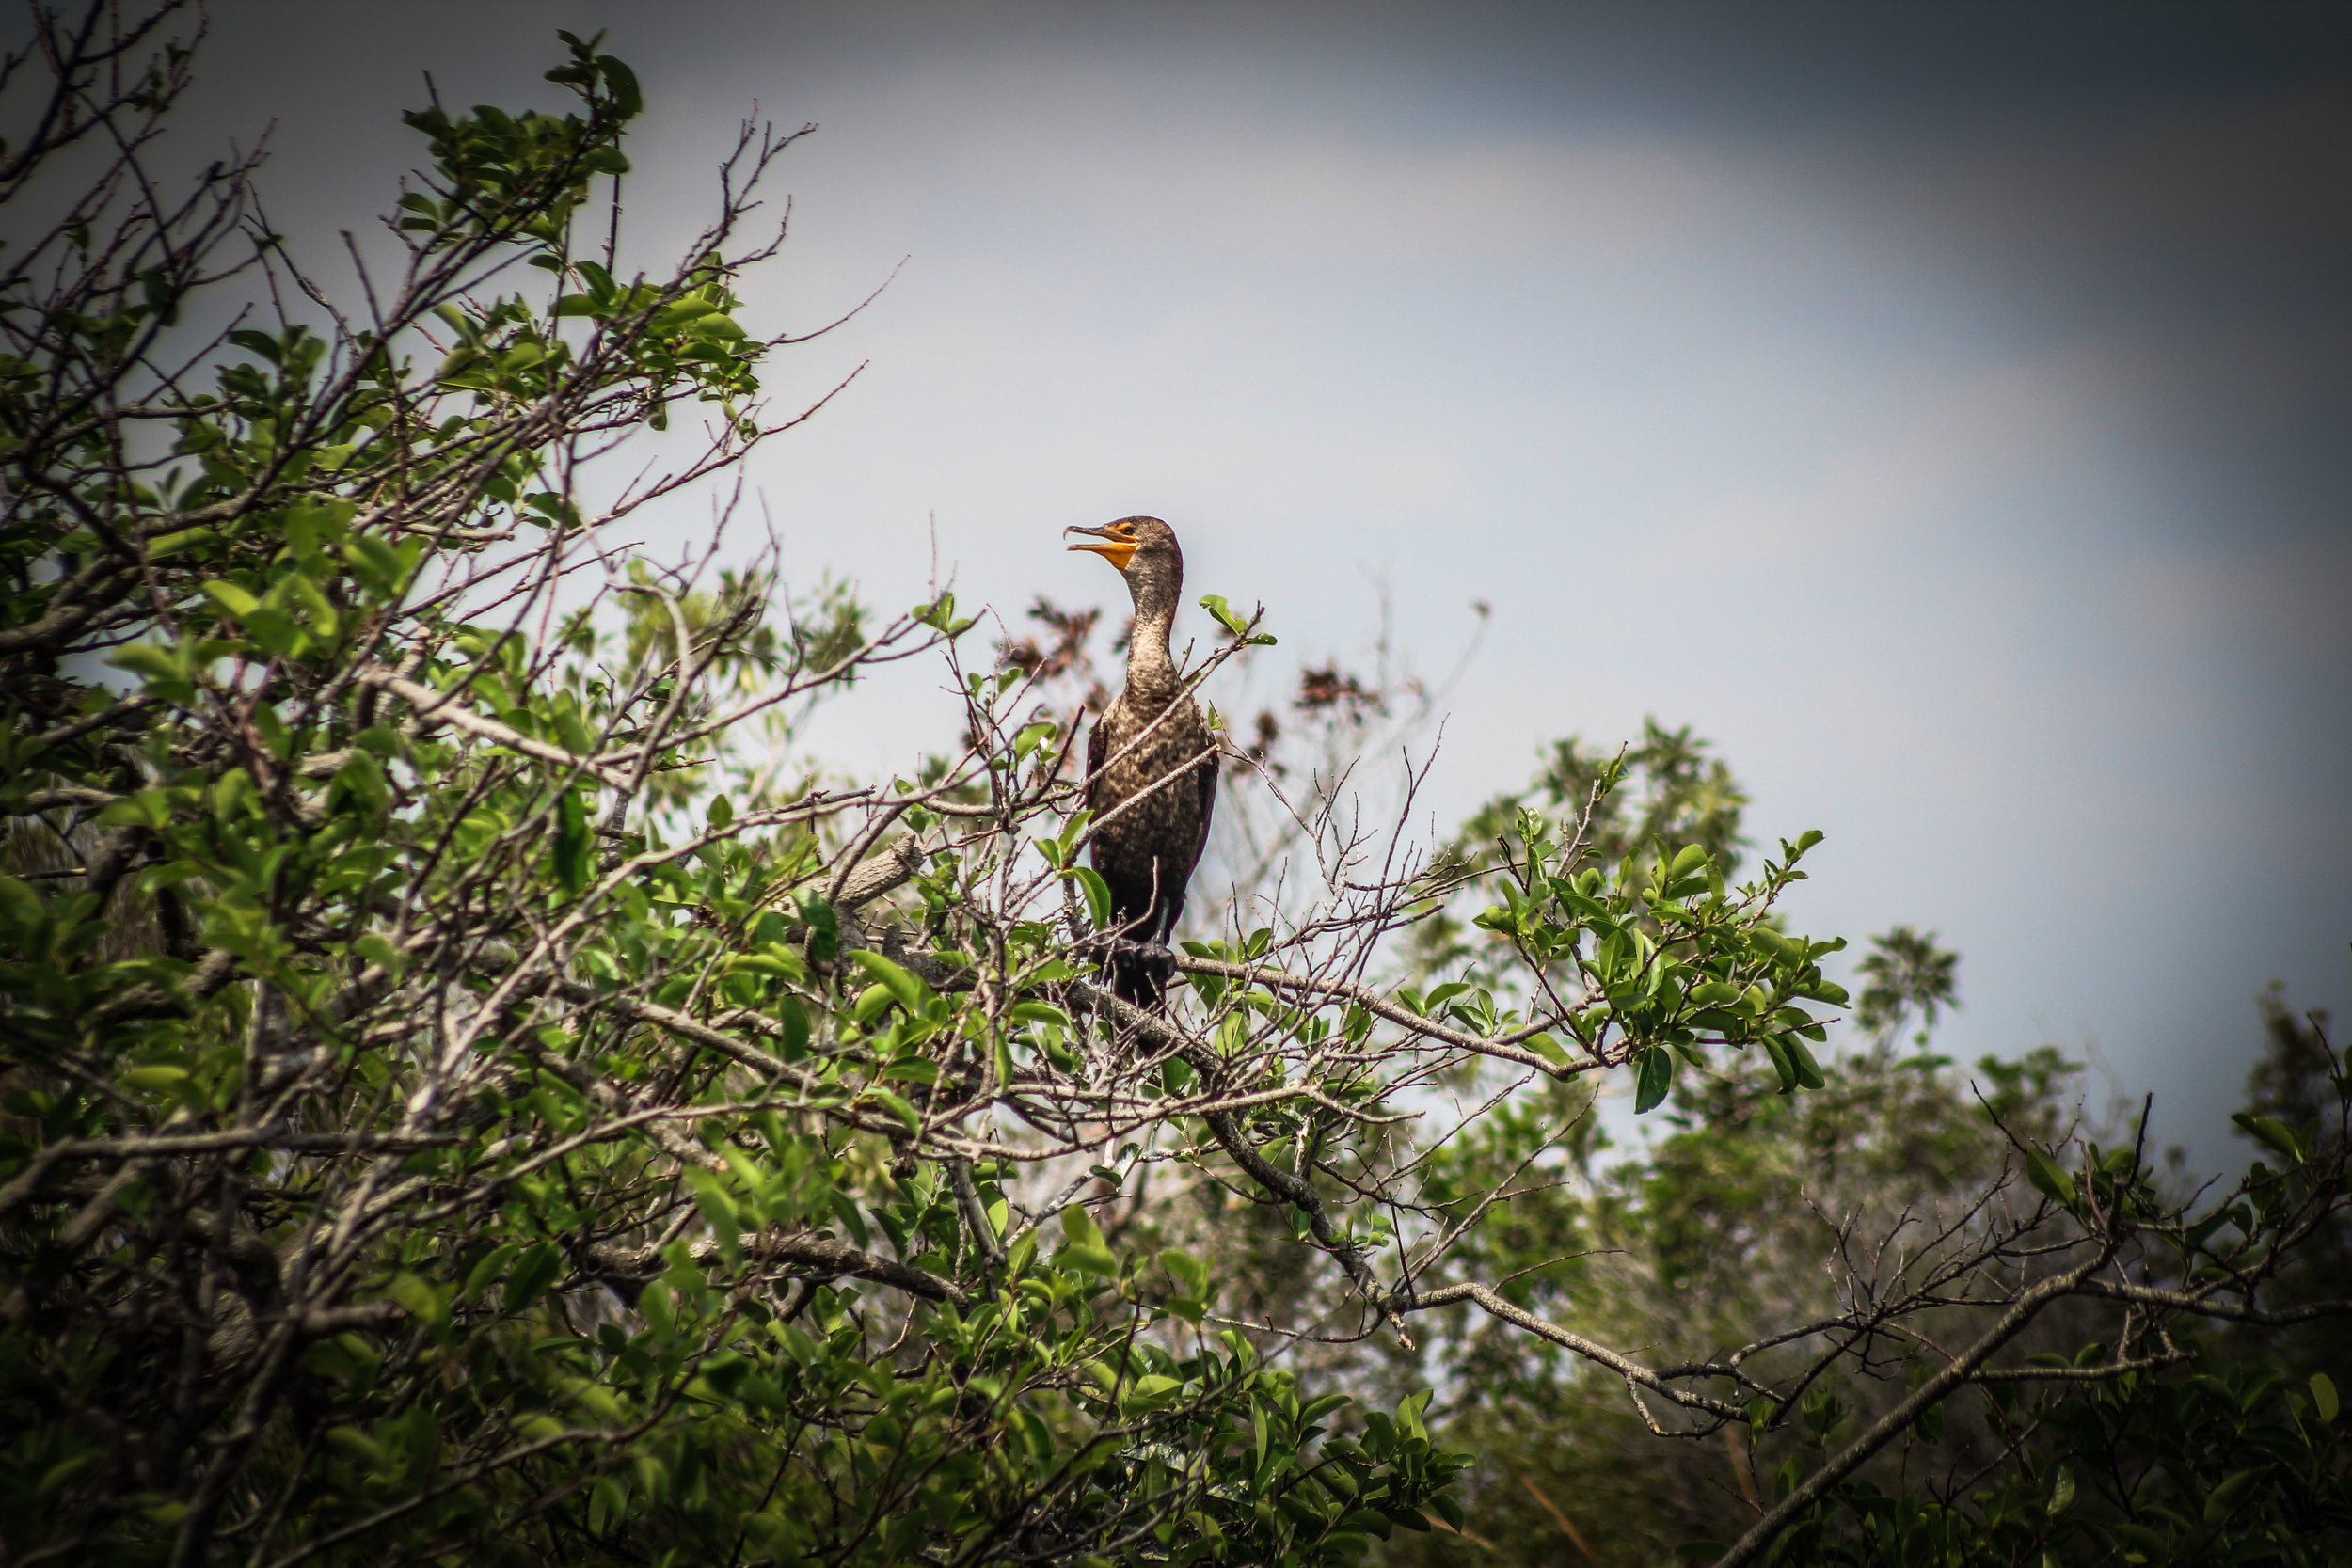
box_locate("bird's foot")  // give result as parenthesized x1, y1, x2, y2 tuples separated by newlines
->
(1105, 938, 1182, 1000)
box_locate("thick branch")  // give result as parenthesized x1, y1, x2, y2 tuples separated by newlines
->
(2073, 1275, 2352, 1327)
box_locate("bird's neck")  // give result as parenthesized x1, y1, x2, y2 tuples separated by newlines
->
(1125, 578, 1181, 704)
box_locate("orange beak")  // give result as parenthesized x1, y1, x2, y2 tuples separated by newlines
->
(1065, 522, 1137, 572)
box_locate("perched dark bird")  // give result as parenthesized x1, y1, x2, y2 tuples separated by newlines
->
(1066, 516, 1218, 1006)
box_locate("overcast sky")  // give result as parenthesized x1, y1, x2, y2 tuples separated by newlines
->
(125, 1, 2352, 1158)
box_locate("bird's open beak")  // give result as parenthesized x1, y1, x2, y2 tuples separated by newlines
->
(1065, 523, 1137, 572)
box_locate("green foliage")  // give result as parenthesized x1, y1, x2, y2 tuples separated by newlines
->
(1853, 925, 1960, 1047)
(1403, 739, 1842, 1112)
(1748, 1346, 2348, 1567)
(1198, 594, 1278, 648)
(1386, 1008, 2352, 1567)
(1409, 720, 1749, 977)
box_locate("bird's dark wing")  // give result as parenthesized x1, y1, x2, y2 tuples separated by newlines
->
(1189, 743, 1218, 876)
(1084, 716, 1108, 815)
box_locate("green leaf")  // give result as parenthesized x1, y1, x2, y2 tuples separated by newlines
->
(860, 1087, 921, 1133)
(463, 1243, 522, 1302)
(797, 891, 838, 963)
(2024, 1146, 2078, 1207)
(849, 949, 930, 1014)
(502, 1242, 564, 1313)
(385, 1272, 448, 1330)
(913, 592, 960, 633)
(1299, 1391, 1351, 1427)
(1784, 1036, 1826, 1089)
(0, 875, 45, 931)
(1197, 594, 1252, 638)
(227, 328, 283, 364)
(1634, 1046, 1673, 1114)
(200, 579, 261, 619)
(552, 789, 589, 893)
(2203, 1466, 2260, 1525)
(1059, 1205, 1117, 1275)
(2312, 1372, 2340, 1424)
(1068, 866, 1113, 931)
(1760, 1037, 1801, 1094)
(106, 642, 183, 685)
(848, 983, 902, 1032)
(774, 995, 810, 1057)
(1061, 1205, 1106, 1250)
(36, 1454, 95, 1501)
(2231, 1112, 2305, 1163)
(325, 1427, 388, 1472)
(1160, 1249, 1208, 1300)
(1422, 982, 1473, 1013)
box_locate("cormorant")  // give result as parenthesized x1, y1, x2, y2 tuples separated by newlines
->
(1065, 516, 1218, 1006)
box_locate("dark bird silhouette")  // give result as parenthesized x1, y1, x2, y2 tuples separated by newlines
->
(1066, 516, 1218, 1006)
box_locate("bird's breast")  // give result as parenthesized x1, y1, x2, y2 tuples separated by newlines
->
(1097, 692, 1212, 791)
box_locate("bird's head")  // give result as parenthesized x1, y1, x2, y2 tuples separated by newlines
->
(1066, 516, 1184, 602)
